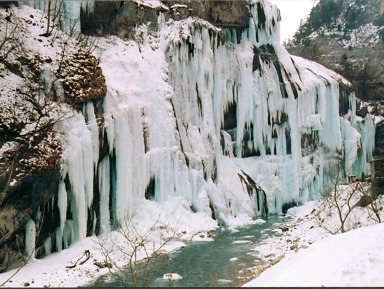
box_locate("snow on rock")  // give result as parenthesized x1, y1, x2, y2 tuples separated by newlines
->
(163, 273, 183, 280)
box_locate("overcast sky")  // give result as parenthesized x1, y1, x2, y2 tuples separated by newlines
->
(269, 0, 317, 43)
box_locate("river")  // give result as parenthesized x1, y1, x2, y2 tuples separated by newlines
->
(90, 214, 284, 287)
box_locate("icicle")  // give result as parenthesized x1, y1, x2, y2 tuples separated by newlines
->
(43, 236, 52, 256)
(98, 156, 111, 234)
(55, 227, 63, 252)
(63, 220, 75, 249)
(57, 181, 67, 234)
(25, 219, 36, 261)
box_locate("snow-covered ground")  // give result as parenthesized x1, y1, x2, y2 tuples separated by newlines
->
(245, 222, 384, 287)
(0, 198, 218, 287)
(244, 186, 384, 287)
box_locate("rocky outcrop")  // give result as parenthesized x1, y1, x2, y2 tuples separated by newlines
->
(0, 4, 107, 271)
(80, 0, 250, 38)
(58, 50, 107, 105)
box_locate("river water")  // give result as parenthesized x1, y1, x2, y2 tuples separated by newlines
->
(91, 214, 284, 287)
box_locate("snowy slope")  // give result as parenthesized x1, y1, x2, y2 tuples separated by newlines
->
(244, 222, 384, 287)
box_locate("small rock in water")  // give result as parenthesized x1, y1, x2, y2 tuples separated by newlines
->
(280, 226, 289, 232)
(163, 273, 183, 280)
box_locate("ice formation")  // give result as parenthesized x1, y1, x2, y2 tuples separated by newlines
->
(26, 0, 374, 254)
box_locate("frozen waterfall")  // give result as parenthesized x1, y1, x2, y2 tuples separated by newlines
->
(28, 0, 374, 254)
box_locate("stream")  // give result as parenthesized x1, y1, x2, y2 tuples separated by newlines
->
(90, 214, 285, 287)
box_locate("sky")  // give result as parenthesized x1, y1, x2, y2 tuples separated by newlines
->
(269, 0, 317, 43)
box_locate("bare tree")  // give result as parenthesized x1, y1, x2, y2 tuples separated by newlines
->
(95, 214, 178, 287)
(316, 162, 383, 234)
(40, 0, 63, 37)
(0, 14, 20, 63)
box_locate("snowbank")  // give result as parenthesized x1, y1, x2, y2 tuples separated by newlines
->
(244, 191, 384, 287)
(244, 222, 384, 287)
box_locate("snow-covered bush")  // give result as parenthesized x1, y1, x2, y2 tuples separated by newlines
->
(317, 179, 383, 234)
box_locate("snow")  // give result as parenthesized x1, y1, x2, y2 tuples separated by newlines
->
(286, 200, 319, 217)
(163, 273, 183, 281)
(244, 189, 384, 287)
(134, 0, 169, 10)
(244, 223, 384, 287)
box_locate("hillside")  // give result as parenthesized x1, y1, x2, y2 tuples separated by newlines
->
(286, 0, 384, 155)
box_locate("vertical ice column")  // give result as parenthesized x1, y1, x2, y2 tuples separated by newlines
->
(56, 181, 67, 250)
(113, 106, 146, 224)
(98, 155, 111, 234)
(25, 219, 36, 260)
(58, 110, 95, 241)
(84, 101, 100, 171)
(320, 82, 342, 150)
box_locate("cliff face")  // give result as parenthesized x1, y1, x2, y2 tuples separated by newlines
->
(0, 4, 106, 271)
(0, 0, 375, 272)
(80, 0, 250, 39)
(286, 0, 384, 156)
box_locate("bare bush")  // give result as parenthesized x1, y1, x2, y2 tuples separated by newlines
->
(39, 0, 63, 37)
(96, 214, 178, 287)
(0, 14, 20, 63)
(1, 82, 65, 175)
(316, 164, 383, 234)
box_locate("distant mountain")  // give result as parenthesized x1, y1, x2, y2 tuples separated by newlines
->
(286, 0, 384, 156)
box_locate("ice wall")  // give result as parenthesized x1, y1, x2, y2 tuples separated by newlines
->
(29, 0, 374, 253)
(27, 0, 94, 35)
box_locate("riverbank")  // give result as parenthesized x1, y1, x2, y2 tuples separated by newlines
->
(245, 222, 384, 286)
(1, 184, 383, 287)
(244, 185, 384, 287)
(0, 198, 218, 287)
(0, 196, 268, 288)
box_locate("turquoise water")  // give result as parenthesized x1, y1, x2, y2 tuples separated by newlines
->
(90, 215, 284, 287)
